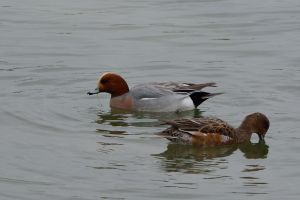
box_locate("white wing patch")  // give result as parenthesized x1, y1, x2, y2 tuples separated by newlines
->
(140, 98, 157, 100)
(181, 97, 194, 108)
(220, 135, 232, 143)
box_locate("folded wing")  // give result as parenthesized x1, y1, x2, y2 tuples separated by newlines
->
(161, 118, 237, 145)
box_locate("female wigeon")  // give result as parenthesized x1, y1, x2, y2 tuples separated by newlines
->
(88, 72, 221, 112)
(159, 112, 270, 146)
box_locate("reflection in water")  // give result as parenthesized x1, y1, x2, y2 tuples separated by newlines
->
(95, 109, 132, 127)
(238, 142, 269, 190)
(240, 164, 268, 190)
(153, 144, 237, 174)
(154, 142, 269, 174)
(239, 141, 269, 159)
(96, 129, 128, 138)
(94, 108, 204, 136)
(240, 176, 268, 188)
(242, 165, 266, 173)
(96, 108, 203, 126)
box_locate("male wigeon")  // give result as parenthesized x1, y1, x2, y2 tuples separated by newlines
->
(159, 112, 270, 146)
(87, 72, 221, 112)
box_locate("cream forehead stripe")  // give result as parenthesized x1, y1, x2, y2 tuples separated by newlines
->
(98, 72, 115, 81)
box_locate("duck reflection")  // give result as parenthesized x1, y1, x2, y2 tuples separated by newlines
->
(154, 141, 269, 174)
(95, 109, 204, 136)
(239, 141, 269, 159)
(96, 108, 203, 126)
(95, 109, 131, 127)
(153, 144, 237, 173)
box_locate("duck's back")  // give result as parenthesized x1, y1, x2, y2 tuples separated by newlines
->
(160, 118, 237, 146)
(129, 83, 194, 112)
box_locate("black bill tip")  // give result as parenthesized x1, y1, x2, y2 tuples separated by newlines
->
(258, 134, 265, 142)
(87, 88, 100, 95)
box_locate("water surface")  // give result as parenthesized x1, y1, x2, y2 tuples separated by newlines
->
(1, 0, 300, 199)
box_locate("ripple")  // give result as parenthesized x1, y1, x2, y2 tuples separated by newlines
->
(203, 175, 232, 180)
(2, 110, 68, 133)
(163, 185, 197, 189)
(242, 165, 266, 172)
(231, 191, 268, 195)
(0, 177, 53, 186)
(96, 129, 128, 138)
(1, 0, 300, 199)
(97, 141, 123, 146)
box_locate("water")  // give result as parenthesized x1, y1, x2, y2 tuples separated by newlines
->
(1, 0, 300, 199)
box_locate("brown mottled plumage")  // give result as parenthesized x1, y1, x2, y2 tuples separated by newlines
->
(159, 112, 270, 146)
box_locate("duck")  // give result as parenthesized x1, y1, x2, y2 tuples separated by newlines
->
(158, 112, 270, 146)
(87, 72, 221, 112)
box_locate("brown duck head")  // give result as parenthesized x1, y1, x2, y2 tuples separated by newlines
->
(87, 72, 129, 98)
(239, 112, 270, 141)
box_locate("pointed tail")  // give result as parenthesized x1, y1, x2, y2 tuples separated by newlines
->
(189, 92, 223, 108)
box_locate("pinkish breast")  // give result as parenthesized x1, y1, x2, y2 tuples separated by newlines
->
(110, 94, 134, 110)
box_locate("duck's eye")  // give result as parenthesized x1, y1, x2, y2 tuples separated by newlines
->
(101, 79, 108, 84)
